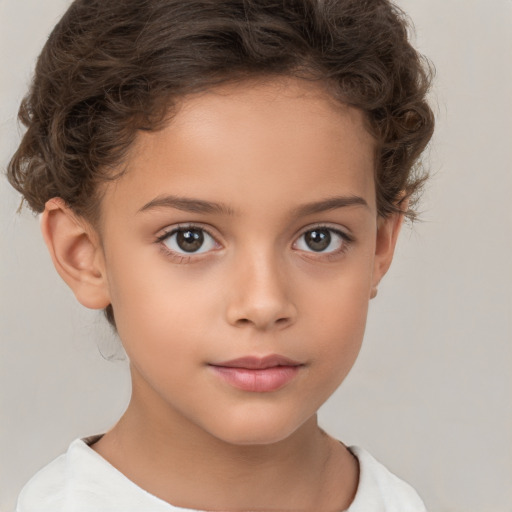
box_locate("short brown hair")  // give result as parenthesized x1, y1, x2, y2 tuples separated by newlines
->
(7, 0, 434, 326)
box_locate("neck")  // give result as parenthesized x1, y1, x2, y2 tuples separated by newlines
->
(92, 368, 358, 510)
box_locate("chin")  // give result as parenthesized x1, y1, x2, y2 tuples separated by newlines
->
(205, 408, 311, 447)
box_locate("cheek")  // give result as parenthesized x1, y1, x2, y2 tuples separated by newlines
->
(105, 248, 216, 360)
(309, 291, 368, 370)
(300, 253, 374, 380)
(298, 303, 367, 410)
(109, 269, 205, 397)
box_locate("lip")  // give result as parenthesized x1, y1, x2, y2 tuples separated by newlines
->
(213, 355, 302, 370)
(209, 355, 303, 392)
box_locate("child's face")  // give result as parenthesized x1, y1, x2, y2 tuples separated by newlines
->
(75, 78, 400, 444)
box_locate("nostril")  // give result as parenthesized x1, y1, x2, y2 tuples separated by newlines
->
(226, 292, 298, 330)
(234, 315, 291, 329)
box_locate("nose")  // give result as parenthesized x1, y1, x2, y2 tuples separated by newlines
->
(225, 249, 297, 331)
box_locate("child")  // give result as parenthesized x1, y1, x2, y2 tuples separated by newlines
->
(7, 0, 434, 510)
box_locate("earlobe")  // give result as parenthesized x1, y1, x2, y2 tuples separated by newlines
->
(370, 208, 406, 299)
(40, 198, 110, 310)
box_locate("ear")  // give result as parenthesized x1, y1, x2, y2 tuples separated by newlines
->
(40, 198, 110, 309)
(370, 202, 407, 299)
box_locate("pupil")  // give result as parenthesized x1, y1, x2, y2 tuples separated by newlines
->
(177, 229, 204, 252)
(306, 229, 330, 251)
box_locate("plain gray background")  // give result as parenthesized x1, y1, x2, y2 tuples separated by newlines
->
(1, 1, 511, 511)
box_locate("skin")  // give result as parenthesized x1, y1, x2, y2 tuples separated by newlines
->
(41, 77, 404, 511)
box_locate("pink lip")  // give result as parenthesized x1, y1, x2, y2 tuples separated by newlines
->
(209, 355, 303, 392)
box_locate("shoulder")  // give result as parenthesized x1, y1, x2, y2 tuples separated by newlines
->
(16, 449, 67, 512)
(347, 446, 427, 512)
(16, 436, 180, 512)
(16, 436, 183, 512)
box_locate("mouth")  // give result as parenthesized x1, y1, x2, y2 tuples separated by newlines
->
(208, 355, 304, 392)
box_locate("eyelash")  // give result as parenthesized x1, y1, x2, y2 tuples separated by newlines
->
(155, 223, 354, 264)
(156, 224, 219, 264)
(295, 225, 354, 262)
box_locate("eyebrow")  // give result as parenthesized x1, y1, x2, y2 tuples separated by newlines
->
(138, 194, 368, 217)
(292, 195, 369, 216)
(138, 195, 236, 216)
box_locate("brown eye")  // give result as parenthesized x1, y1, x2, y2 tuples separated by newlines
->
(294, 226, 350, 255)
(176, 229, 204, 252)
(162, 227, 217, 254)
(304, 229, 331, 252)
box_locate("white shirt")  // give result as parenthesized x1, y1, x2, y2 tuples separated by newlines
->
(17, 436, 427, 511)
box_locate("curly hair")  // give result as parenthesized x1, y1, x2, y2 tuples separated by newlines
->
(7, 0, 434, 326)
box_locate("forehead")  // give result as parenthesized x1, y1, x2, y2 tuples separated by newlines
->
(104, 78, 377, 220)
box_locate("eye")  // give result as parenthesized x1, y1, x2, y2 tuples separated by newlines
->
(158, 225, 218, 256)
(294, 226, 351, 255)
